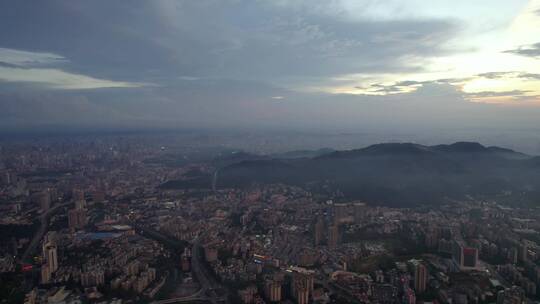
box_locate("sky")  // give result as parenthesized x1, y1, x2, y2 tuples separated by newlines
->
(1, 1, 540, 151)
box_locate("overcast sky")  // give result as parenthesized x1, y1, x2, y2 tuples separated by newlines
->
(1, 1, 540, 147)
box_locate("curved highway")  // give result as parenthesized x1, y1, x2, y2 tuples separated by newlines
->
(21, 201, 72, 263)
(132, 223, 228, 303)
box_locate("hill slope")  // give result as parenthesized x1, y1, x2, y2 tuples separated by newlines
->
(162, 142, 540, 206)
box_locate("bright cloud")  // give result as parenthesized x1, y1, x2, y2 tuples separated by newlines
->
(0, 47, 145, 89)
(0, 66, 145, 90)
(323, 0, 540, 103)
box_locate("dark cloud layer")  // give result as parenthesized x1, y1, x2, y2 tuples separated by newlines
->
(0, 1, 459, 84)
(519, 73, 540, 80)
(504, 42, 540, 58)
(466, 90, 530, 98)
(477, 72, 515, 79)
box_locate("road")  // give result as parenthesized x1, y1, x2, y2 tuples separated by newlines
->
(132, 223, 228, 304)
(21, 201, 72, 263)
(190, 239, 228, 303)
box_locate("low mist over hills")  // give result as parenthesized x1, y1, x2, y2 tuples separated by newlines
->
(162, 142, 540, 207)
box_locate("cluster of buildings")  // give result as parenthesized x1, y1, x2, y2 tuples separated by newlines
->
(1, 137, 540, 304)
(0, 138, 181, 302)
(129, 182, 536, 304)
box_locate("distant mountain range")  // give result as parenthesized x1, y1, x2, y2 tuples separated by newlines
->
(211, 148, 336, 167)
(161, 142, 540, 207)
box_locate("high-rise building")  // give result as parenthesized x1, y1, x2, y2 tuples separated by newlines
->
(81, 270, 105, 287)
(43, 242, 58, 273)
(328, 225, 340, 249)
(68, 208, 87, 230)
(289, 267, 314, 304)
(409, 261, 427, 293)
(334, 203, 348, 222)
(291, 274, 310, 304)
(452, 240, 463, 266)
(238, 285, 257, 304)
(452, 241, 479, 270)
(519, 244, 528, 262)
(75, 199, 86, 210)
(43, 231, 57, 246)
(264, 279, 282, 302)
(402, 287, 416, 304)
(125, 260, 140, 276)
(294, 285, 309, 304)
(508, 247, 518, 264)
(334, 203, 354, 224)
(462, 247, 479, 269)
(41, 263, 51, 284)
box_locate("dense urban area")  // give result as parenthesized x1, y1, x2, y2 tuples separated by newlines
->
(1, 135, 540, 304)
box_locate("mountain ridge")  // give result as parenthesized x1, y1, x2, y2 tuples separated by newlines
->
(162, 142, 540, 207)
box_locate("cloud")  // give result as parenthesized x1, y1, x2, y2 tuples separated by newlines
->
(504, 42, 540, 58)
(178, 76, 200, 81)
(361, 81, 427, 94)
(518, 73, 540, 80)
(0, 1, 460, 87)
(0, 47, 146, 89)
(477, 71, 516, 79)
(0, 47, 67, 67)
(466, 90, 530, 98)
(473, 71, 540, 81)
(0, 66, 146, 90)
(394, 80, 432, 87)
(356, 78, 472, 95)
